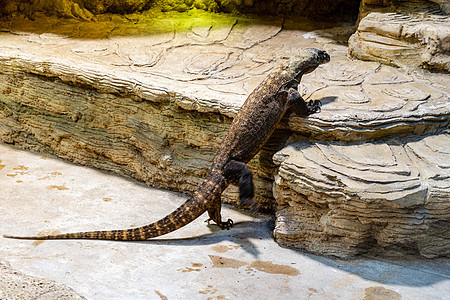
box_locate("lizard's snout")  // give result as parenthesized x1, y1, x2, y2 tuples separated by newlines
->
(318, 50, 330, 64)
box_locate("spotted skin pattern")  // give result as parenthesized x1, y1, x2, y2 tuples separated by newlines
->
(3, 48, 330, 241)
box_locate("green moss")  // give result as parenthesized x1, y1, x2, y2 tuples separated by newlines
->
(154, 0, 223, 13)
(117, 9, 239, 35)
(0, 8, 248, 38)
(1, 0, 360, 22)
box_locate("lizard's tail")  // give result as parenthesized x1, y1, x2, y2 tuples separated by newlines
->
(3, 193, 209, 241)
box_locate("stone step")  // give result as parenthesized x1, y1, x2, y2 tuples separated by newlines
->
(349, 0, 450, 72)
(290, 59, 449, 141)
(273, 133, 450, 258)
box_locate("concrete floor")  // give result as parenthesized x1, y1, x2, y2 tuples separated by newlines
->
(1, 143, 449, 299)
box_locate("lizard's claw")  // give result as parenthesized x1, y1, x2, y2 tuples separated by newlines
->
(220, 219, 234, 230)
(205, 218, 234, 230)
(306, 100, 322, 115)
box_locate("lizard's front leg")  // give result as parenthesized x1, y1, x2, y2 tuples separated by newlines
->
(287, 88, 321, 116)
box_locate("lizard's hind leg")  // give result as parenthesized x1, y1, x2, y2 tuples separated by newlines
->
(207, 195, 233, 230)
(224, 160, 255, 207)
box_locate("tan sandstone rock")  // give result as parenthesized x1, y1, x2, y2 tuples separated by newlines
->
(272, 43, 449, 257)
(290, 59, 449, 141)
(0, 13, 310, 211)
(350, 0, 450, 72)
(0, 11, 449, 258)
(273, 134, 450, 258)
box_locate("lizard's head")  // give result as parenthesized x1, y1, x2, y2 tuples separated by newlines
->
(287, 48, 330, 77)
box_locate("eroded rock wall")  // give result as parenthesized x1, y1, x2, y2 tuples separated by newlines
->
(0, 0, 360, 21)
(350, 0, 450, 72)
(0, 64, 253, 207)
(0, 7, 449, 258)
(273, 135, 450, 258)
(0, 13, 303, 211)
(271, 51, 449, 258)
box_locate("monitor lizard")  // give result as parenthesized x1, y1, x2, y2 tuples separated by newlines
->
(4, 48, 330, 241)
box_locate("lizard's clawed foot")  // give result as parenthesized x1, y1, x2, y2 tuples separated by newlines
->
(219, 219, 234, 230)
(205, 218, 234, 230)
(306, 100, 322, 115)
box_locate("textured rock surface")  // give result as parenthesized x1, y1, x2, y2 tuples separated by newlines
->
(0, 259, 86, 299)
(289, 58, 449, 141)
(350, 0, 450, 72)
(0, 0, 360, 21)
(0, 12, 357, 211)
(0, 12, 449, 257)
(273, 134, 450, 258)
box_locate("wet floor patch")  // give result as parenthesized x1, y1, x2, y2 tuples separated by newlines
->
(364, 286, 402, 300)
(178, 262, 204, 272)
(208, 255, 300, 276)
(211, 244, 242, 253)
(209, 255, 247, 269)
(247, 260, 300, 276)
(7, 165, 29, 177)
(45, 185, 69, 191)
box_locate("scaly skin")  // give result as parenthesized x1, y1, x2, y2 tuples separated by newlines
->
(3, 48, 330, 241)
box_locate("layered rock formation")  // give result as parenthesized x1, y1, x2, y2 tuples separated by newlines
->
(0, 13, 317, 211)
(349, 0, 450, 72)
(286, 60, 449, 140)
(0, 3, 449, 257)
(272, 51, 449, 257)
(273, 134, 450, 258)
